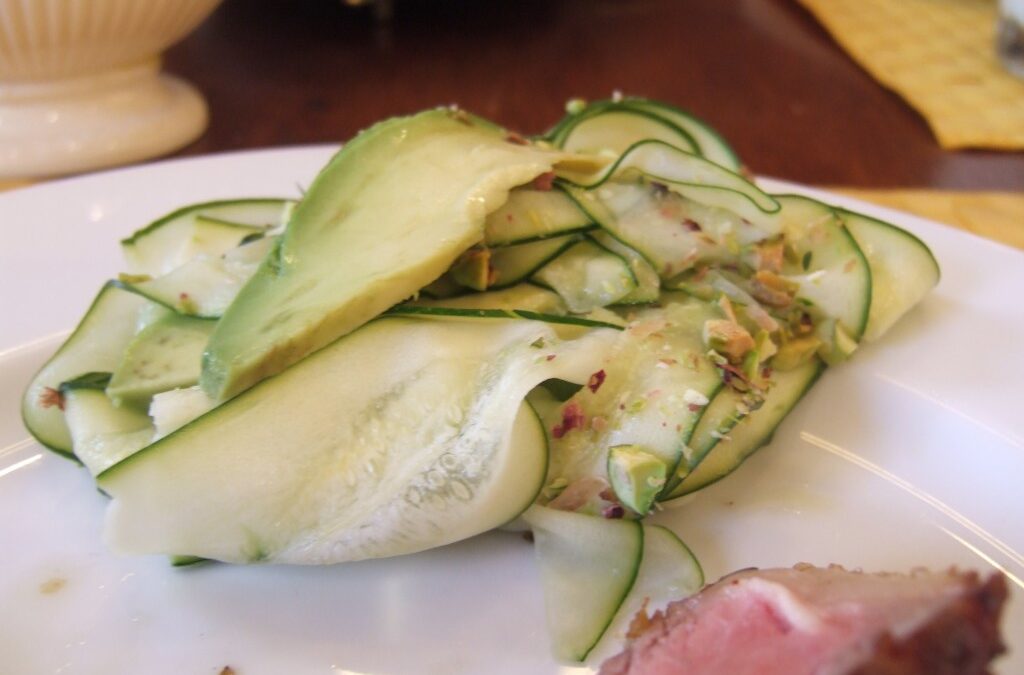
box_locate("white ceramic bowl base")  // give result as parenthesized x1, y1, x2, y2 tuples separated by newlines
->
(0, 59, 208, 179)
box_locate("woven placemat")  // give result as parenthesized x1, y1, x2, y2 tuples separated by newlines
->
(798, 0, 1024, 150)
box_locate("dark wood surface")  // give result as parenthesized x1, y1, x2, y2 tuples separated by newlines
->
(165, 0, 1024, 190)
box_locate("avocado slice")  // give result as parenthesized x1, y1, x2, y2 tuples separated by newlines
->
(201, 108, 581, 401)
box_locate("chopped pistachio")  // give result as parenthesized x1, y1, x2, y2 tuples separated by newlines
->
(449, 248, 492, 291)
(749, 270, 797, 307)
(772, 335, 822, 370)
(703, 319, 755, 363)
(607, 445, 668, 515)
(817, 320, 859, 365)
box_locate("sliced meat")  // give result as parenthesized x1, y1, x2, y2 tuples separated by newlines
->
(600, 564, 1008, 675)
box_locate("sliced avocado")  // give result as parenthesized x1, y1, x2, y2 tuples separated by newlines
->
(201, 109, 579, 401)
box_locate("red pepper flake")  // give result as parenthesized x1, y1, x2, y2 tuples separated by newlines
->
(688, 403, 703, 412)
(681, 218, 701, 232)
(844, 258, 858, 273)
(179, 292, 190, 301)
(761, 366, 773, 379)
(658, 358, 677, 366)
(506, 213, 514, 222)
(505, 131, 528, 145)
(532, 171, 556, 191)
(39, 387, 64, 411)
(602, 504, 625, 519)
(545, 354, 557, 361)
(587, 369, 606, 393)
(675, 424, 682, 432)
(551, 402, 585, 439)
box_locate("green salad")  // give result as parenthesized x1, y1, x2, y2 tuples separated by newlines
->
(22, 98, 940, 662)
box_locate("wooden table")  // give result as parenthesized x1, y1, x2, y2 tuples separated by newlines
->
(165, 0, 1024, 191)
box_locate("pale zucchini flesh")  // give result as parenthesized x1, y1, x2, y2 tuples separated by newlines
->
(587, 231, 662, 304)
(544, 301, 724, 496)
(522, 505, 643, 662)
(106, 313, 216, 408)
(774, 194, 872, 341)
(100, 316, 620, 564)
(557, 140, 778, 229)
(556, 108, 700, 158)
(63, 384, 154, 476)
(489, 235, 579, 289)
(120, 198, 292, 276)
(21, 283, 153, 455)
(618, 98, 741, 171)
(149, 386, 217, 441)
(841, 208, 939, 341)
(483, 187, 594, 246)
(531, 239, 637, 313)
(664, 358, 824, 499)
(590, 525, 703, 661)
(547, 98, 741, 171)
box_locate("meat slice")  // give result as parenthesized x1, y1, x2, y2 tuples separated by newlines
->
(600, 564, 1008, 675)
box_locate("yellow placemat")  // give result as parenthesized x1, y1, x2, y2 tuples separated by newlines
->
(0, 179, 32, 192)
(797, 0, 1024, 150)
(832, 188, 1024, 249)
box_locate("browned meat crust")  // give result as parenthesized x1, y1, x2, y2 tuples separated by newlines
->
(848, 572, 1008, 675)
(600, 567, 1009, 675)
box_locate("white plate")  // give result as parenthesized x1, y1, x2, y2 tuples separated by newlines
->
(1, 148, 1021, 674)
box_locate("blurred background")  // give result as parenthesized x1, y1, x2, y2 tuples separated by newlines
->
(2, 0, 1022, 243)
(162, 0, 1024, 188)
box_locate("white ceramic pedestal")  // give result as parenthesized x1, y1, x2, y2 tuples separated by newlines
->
(0, 60, 208, 179)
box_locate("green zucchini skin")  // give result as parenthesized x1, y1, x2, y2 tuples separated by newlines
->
(121, 198, 293, 276)
(523, 505, 644, 662)
(558, 139, 777, 220)
(546, 97, 741, 171)
(21, 282, 153, 457)
(554, 106, 701, 158)
(483, 187, 595, 246)
(663, 358, 826, 500)
(385, 305, 625, 330)
(839, 208, 939, 342)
